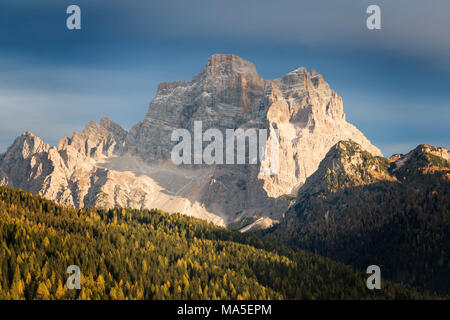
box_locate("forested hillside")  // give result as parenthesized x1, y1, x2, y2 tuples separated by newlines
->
(268, 142, 450, 296)
(0, 186, 428, 300)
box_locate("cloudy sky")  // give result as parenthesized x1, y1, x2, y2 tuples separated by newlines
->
(0, 0, 449, 156)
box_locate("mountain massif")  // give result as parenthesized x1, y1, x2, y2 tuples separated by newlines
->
(0, 54, 381, 228)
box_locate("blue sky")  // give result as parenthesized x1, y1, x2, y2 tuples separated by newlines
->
(0, 0, 449, 156)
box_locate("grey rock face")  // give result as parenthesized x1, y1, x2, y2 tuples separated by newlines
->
(255, 67, 382, 197)
(0, 54, 381, 228)
(0, 119, 128, 209)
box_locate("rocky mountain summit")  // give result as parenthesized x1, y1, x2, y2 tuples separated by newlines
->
(296, 140, 393, 196)
(0, 54, 381, 227)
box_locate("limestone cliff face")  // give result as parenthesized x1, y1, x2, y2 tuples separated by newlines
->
(0, 54, 382, 228)
(254, 67, 382, 197)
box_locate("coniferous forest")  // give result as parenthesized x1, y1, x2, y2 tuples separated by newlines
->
(0, 186, 433, 300)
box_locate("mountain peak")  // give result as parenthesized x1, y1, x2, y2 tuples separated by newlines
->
(80, 118, 127, 139)
(204, 54, 259, 77)
(99, 117, 128, 140)
(333, 140, 363, 157)
(23, 131, 38, 138)
(57, 119, 128, 159)
(99, 117, 114, 127)
(297, 140, 392, 195)
(414, 144, 449, 158)
(276, 66, 330, 92)
(287, 66, 308, 75)
(3, 131, 49, 161)
(392, 144, 449, 174)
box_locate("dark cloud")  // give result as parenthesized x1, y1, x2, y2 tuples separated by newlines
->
(0, 1, 449, 155)
(2, 0, 450, 67)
